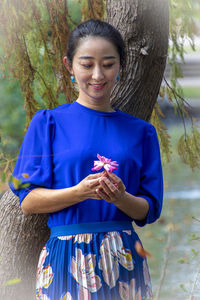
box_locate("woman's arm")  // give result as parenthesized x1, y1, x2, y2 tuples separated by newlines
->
(21, 172, 104, 215)
(114, 192, 149, 221)
(21, 186, 83, 215)
(97, 125, 163, 226)
(97, 172, 149, 221)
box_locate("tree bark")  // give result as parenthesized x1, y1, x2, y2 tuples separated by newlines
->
(107, 0, 169, 121)
(0, 1, 169, 299)
(0, 190, 49, 300)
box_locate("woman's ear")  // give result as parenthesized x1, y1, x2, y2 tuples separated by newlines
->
(63, 56, 73, 74)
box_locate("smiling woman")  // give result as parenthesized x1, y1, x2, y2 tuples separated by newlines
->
(9, 19, 163, 300)
(63, 37, 121, 112)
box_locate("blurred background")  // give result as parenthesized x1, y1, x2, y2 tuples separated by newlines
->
(0, 0, 200, 299)
(138, 34, 200, 300)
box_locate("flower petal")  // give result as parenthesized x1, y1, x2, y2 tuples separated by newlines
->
(92, 154, 118, 173)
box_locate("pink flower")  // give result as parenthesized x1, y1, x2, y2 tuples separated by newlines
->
(91, 154, 119, 173)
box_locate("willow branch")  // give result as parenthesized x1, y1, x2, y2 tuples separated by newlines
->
(22, 33, 55, 103)
(31, 0, 56, 77)
(192, 216, 200, 223)
(189, 267, 200, 300)
(155, 229, 172, 300)
(163, 76, 196, 143)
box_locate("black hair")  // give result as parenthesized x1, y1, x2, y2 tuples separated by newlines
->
(66, 19, 126, 67)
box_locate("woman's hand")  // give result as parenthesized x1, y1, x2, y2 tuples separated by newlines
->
(76, 172, 105, 201)
(96, 171, 126, 204)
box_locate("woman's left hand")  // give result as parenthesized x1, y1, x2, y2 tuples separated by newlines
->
(96, 171, 126, 204)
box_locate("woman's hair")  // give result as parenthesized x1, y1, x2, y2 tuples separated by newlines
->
(66, 19, 126, 67)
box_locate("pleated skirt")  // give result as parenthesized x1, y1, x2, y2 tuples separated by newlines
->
(36, 221, 153, 300)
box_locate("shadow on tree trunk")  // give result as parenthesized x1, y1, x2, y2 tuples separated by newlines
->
(0, 190, 49, 300)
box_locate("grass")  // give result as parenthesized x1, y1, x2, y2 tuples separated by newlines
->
(182, 86, 200, 99)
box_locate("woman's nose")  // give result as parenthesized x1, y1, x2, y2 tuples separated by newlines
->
(92, 67, 104, 81)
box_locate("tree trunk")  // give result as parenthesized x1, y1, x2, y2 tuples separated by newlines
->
(0, 190, 49, 300)
(107, 0, 169, 121)
(0, 1, 169, 299)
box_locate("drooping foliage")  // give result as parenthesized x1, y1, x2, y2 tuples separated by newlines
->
(0, 0, 106, 120)
(0, 0, 76, 122)
(0, 0, 107, 190)
(81, 0, 105, 20)
(151, 0, 200, 168)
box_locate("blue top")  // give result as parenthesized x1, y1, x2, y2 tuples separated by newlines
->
(9, 101, 163, 228)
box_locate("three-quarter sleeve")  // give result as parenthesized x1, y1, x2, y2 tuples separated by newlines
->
(134, 124, 163, 227)
(9, 109, 55, 205)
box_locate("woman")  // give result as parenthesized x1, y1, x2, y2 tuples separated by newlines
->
(10, 19, 163, 300)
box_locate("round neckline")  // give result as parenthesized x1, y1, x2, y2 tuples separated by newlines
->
(72, 101, 120, 117)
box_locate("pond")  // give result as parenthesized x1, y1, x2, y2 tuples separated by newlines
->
(135, 125, 200, 300)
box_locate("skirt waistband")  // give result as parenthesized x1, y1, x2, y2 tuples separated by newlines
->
(50, 221, 133, 237)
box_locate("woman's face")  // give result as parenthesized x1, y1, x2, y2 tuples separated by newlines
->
(64, 37, 120, 105)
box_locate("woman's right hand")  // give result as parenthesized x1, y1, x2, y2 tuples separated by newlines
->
(76, 172, 105, 200)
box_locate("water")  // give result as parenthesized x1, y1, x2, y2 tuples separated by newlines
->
(165, 189, 200, 200)
(135, 125, 200, 300)
(135, 194, 200, 300)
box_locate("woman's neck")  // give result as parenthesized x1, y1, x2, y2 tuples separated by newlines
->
(76, 97, 115, 113)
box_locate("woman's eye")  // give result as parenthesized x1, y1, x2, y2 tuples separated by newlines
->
(103, 64, 114, 68)
(82, 65, 92, 69)
(81, 64, 114, 69)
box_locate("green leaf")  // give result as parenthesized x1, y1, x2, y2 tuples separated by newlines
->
(191, 248, 198, 256)
(20, 183, 30, 189)
(188, 233, 200, 241)
(5, 278, 21, 286)
(177, 257, 189, 264)
(1, 171, 6, 183)
(22, 173, 29, 178)
(12, 177, 22, 190)
(179, 283, 188, 293)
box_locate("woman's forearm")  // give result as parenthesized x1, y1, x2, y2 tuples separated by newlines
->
(21, 186, 83, 215)
(21, 172, 104, 215)
(114, 191, 149, 221)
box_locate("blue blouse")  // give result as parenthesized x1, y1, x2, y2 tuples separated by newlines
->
(9, 101, 163, 228)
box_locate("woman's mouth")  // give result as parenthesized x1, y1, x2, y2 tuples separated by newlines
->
(89, 83, 106, 90)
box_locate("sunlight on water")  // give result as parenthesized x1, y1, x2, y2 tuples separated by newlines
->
(165, 189, 200, 200)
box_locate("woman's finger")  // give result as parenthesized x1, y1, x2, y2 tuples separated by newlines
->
(106, 172, 119, 181)
(106, 172, 125, 190)
(99, 177, 118, 195)
(89, 179, 104, 190)
(89, 172, 104, 178)
(96, 187, 109, 200)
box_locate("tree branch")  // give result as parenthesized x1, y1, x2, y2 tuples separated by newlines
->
(189, 266, 200, 300)
(155, 229, 172, 300)
(192, 216, 200, 223)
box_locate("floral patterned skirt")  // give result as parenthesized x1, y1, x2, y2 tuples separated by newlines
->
(36, 221, 153, 300)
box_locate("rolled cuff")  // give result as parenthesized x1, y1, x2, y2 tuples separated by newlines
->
(9, 183, 39, 206)
(133, 195, 161, 227)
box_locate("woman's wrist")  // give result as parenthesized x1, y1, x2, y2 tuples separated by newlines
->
(72, 185, 86, 202)
(114, 191, 149, 221)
